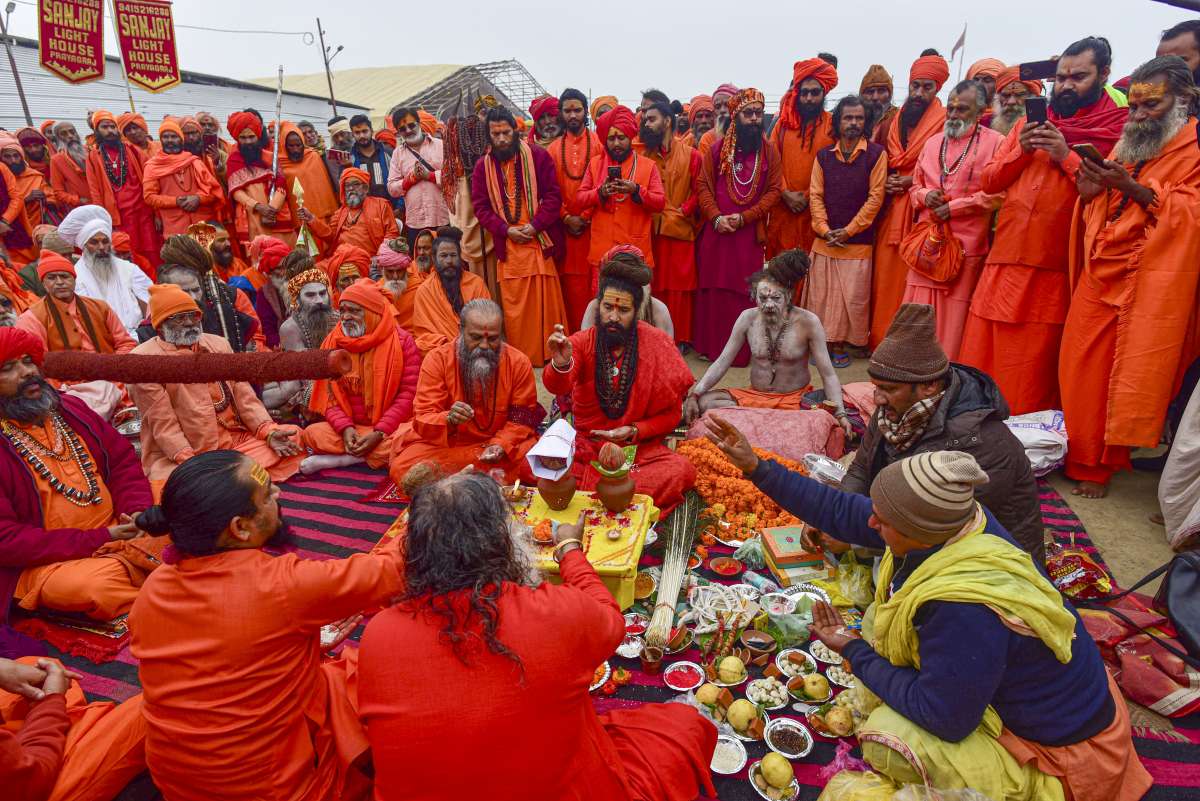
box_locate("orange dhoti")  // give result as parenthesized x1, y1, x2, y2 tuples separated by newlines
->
(869, 232, 909, 350)
(0, 662, 148, 801)
(651, 236, 696, 344)
(726, 385, 812, 410)
(301, 422, 397, 470)
(497, 241, 568, 367)
(14, 556, 145, 621)
(561, 229, 594, 332)
(803, 253, 871, 347)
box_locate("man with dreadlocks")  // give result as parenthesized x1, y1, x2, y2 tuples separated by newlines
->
(686, 250, 851, 432)
(388, 298, 540, 489)
(549, 87, 601, 329)
(541, 256, 696, 511)
(410, 226, 492, 354)
(441, 95, 500, 295)
(360, 470, 718, 800)
(579, 246, 674, 338)
(472, 106, 568, 366)
(767, 58, 839, 258)
(154, 235, 264, 352)
(263, 252, 337, 421)
(694, 88, 784, 365)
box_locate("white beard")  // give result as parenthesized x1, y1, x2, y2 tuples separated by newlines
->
(162, 324, 203, 347)
(1112, 102, 1190, 164)
(991, 106, 1025, 136)
(341, 320, 366, 338)
(383, 279, 406, 297)
(944, 118, 975, 140)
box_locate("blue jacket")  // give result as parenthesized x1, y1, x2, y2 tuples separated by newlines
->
(750, 458, 1114, 745)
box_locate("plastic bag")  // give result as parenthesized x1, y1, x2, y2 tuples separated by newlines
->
(1045, 543, 1112, 599)
(816, 770, 898, 801)
(734, 537, 766, 570)
(838, 550, 875, 609)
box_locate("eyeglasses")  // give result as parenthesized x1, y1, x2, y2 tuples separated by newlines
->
(797, 88, 824, 98)
(398, 122, 419, 133)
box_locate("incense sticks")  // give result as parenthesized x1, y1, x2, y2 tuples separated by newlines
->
(646, 491, 700, 647)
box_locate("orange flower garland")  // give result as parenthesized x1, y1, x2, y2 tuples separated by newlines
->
(677, 438, 809, 539)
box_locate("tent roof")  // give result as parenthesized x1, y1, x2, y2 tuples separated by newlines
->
(248, 65, 463, 123)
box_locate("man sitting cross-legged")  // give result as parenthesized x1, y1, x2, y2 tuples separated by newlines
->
(300, 278, 421, 475)
(388, 299, 540, 489)
(683, 249, 851, 435)
(410, 225, 491, 354)
(540, 257, 696, 511)
(0, 328, 159, 637)
(131, 450, 404, 801)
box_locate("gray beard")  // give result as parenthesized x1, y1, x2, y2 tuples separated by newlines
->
(162, 324, 203, 347)
(87, 251, 113, 278)
(65, 141, 87, 168)
(383, 279, 406, 296)
(991, 107, 1025, 135)
(346, 194, 365, 209)
(944, 118, 975, 140)
(298, 304, 337, 340)
(270, 275, 288, 297)
(1113, 103, 1189, 164)
(341, 320, 366, 338)
(1, 379, 61, 424)
(415, 257, 433, 273)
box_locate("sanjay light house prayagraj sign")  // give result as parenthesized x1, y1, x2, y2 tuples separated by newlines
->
(38, 0, 105, 84)
(113, 0, 181, 92)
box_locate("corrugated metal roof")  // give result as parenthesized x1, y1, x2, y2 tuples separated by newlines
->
(248, 65, 464, 123)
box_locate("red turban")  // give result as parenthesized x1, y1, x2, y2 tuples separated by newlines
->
(338, 277, 392, 317)
(91, 110, 116, 129)
(326, 244, 371, 285)
(158, 119, 184, 140)
(110, 231, 134, 252)
(256, 237, 292, 274)
(910, 55, 951, 91)
(688, 95, 715, 123)
(339, 166, 371, 202)
(0, 328, 45, 367)
(16, 127, 46, 146)
(37, 251, 75, 281)
(596, 105, 638, 143)
(529, 96, 560, 121)
(227, 111, 263, 139)
(995, 66, 1044, 97)
(967, 58, 1006, 81)
(777, 57, 839, 131)
(601, 244, 644, 263)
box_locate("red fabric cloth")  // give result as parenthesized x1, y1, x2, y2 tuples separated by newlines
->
(0, 327, 45, 365)
(358, 548, 717, 801)
(226, 112, 261, 139)
(0, 692, 68, 800)
(596, 106, 638, 142)
(1050, 92, 1128, 153)
(529, 96, 560, 121)
(776, 58, 839, 132)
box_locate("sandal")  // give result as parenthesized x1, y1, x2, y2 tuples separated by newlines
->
(832, 352, 851, 368)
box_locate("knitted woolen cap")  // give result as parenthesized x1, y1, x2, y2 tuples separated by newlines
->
(869, 451, 989, 544)
(868, 304, 949, 383)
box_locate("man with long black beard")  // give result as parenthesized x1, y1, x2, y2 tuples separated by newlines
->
(225, 111, 296, 247)
(410, 225, 492, 353)
(550, 87, 602, 329)
(389, 298, 539, 488)
(767, 57, 838, 257)
(541, 257, 697, 511)
(0, 327, 157, 633)
(84, 110, 161, 268)
(49, 121, 91, 211)
(143, 120, 224, 239)
(868, 52, 949, 350)
(1059, 55, 1200, 500)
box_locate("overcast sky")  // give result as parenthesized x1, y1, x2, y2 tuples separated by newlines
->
(7, 0, 1192, 108)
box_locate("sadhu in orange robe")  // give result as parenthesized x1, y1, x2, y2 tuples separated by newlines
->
(130, 530, 405, 801)
(277, 121, 340, 226)
(389, 340, 541, 490)
(141, 120, 225, 238)
(550, 126, 602, 330)
(308, 167, 399, 258)
(869, 56, 949, 349)
(0, 156, 50, 265)
(471, 140, 569, 366)
(1058, 117, 1200, 485)
(409, 267, 492, 354)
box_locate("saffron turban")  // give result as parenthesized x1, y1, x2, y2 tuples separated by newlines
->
(110, 231, 134, 252)
(967, 58, 1006, 81)
(16, 127, 46, 146)
(688, 95, 714, 123)
(589, 95, 618, 120)
(728, 87, 766, 117)
(339, 167, 371, 201)
(713, 83, 739, 100)
(860, 64, 894, 95)
(529, 96, 560, 121)
(418, 110, 439, 135)
(148, 283, 201, 328)
(227, 111, 262, 139)
(39, 120, 56, 137)
(37, 251, 76, 281)
(909, 55, 951, 91)
(596, 106, 638, 143)
(158, 119, 184, 140)
(58, 205, 113, 249)
(0, 133, 20, 155)
(180, 116, 202, 133)
(339, 278, 392, 317)
(117, 112, 147, 133)
(0, 328, 45, 367)
(326, 244, 371, 285)
(376, 239, 411, 270)
(375, 129, 397, 148)
(721, 89, 766, 175)
(995, 66, 1044, 96)
(777, 58, 838, 131)
(91, 110, 116, 129)
(255, 236, 292, 274)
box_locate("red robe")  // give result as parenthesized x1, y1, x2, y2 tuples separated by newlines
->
(85, 142, 161, 268)
(539, 321, 695, 511)
(549, 129, 602, 330)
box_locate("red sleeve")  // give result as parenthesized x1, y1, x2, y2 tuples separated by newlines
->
(0, 694, 69, 799)
(557, 549, 624, 653)
(575, 158, 602, 211)
(981, 123, 1033, 194)
(323, 396, 354, 434)
(373, 328, 423, 435)
(680, 149, 702, 218)
(540, 330, 590, 397)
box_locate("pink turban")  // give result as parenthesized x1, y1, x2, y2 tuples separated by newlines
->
(596, 105, 638, 143)
(713, 83, 739, 100)
(376, 240, 411, 270)
(910, 55, 951, 91)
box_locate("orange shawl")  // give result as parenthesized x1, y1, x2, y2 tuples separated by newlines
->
(142, 151, 225, 201)
(308, 279, 404, 424)
(277, 121, 339, 220)
(885, 98, 946, 175)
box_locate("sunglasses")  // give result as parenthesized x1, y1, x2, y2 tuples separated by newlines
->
(398, 122, 419, 133)
(798, 88, 824, 98)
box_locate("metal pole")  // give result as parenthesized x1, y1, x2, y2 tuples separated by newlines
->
(268, 65, 283, 203)
(107, 0, 137, 113)
(0, 10, 33, 126)
(317, 18, 337, 116)
(957, 23, 968, 82)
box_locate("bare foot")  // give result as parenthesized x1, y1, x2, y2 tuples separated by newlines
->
(1072, 480, 1108, 499)
(1149, 512, 1164, 525)
(300, 454, 363, 475)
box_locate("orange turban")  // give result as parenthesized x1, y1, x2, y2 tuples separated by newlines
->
(180, 116, 201, 133)
(590, 95, 618, 120)
(777, 58, 839, 131)
(860, 64, 894, 95)
(339, 166, 371, 201)
(721, 88, 766, 175)
(158, 119, 184, 140)
(338, 277, 392, 317)
(110, 231, 134, 252)
(967, 58, 1006, 81)
(0, 328, 45, 367)
(326, 244, 371, 285)
(995, 66, 1044, 97)
(375, 129, 397, 148)
(91, 110, 116, 128)
(40, 120, 56, 137)
(688, 95, 714, 124)
(227, 111, 262, 139)
(596, 105, 638, 143)
(37, 251, 75, 281)
(910, 55, 950, 91)
(118, 112, 147, 133)
(418, 110, 439, 136)
(149, 283, 201, 328)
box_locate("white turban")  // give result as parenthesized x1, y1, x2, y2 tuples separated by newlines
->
(57, 204, 114, 250)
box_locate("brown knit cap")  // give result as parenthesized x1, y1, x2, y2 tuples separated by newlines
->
(868, 304, 949, 383)
(870, 451, 989, 544)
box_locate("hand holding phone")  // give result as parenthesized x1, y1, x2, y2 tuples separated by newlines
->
(606, 166, 621, 182)
(1071, 143, 1106, 163)
(1024, 96, 1048, 126)
(1019, 58, 1058, 82)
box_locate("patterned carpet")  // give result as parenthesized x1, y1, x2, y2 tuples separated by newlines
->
(41, 467, 1199, 800)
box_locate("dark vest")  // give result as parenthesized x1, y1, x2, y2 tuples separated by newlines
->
(815, 141, 885, 246)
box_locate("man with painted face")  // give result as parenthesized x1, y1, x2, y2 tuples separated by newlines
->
(300, 278, 421, 475)
(128, 284, 302, 490)
(577, 105, 665, 294)
(767, 58, 839, 257)
(387, 107, 450, 245)
(686, 250, 850, 430)
(84, 110, 160, 268)
(868, 53, 949, 350)
(389, 298, 540, 488)
(142, 120, 224, 238)
(302, 166, 399, 257)
(277, 121, 339, 228)
(540, 256, 697, 511)
(410, 225, 491, 353)
(550, 87, 602, 329)
(226, 111, 296, 246)
(694, 88, 784, 365)
(262, 253, 337, 419)
(1059, 55, 1200, 500)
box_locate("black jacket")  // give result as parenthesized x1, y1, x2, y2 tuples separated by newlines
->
(842, 364, 1044, 560)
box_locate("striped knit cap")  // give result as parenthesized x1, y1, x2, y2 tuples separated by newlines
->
(870, 451, 989, 544)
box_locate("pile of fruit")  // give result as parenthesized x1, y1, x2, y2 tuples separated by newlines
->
(678, 439, 808, 537)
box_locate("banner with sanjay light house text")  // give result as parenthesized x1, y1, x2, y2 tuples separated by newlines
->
(37, 0, 105, 84)
(112, 0, 181, 92)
